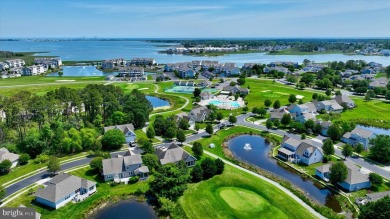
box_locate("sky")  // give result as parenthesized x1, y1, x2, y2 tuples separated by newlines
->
(0, 0, 390, 38)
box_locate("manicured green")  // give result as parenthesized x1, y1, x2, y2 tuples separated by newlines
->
(0, 76, 105, 86)
(179, 165, 317, 219)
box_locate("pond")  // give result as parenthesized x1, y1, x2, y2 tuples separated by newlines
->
(90, 200, 157, 219)
(357, 125, 390, 136)
(146, 95, 170, 109)
(227, 135, 342, 212)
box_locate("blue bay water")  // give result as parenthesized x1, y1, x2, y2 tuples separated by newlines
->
(1, 40, 390, 66)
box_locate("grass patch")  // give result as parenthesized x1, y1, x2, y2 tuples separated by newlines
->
(0, 76, 105, 86)
(6, 167, 151, 219)
(179, 165, 317, 219)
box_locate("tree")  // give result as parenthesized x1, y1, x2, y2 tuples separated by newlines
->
(355, 143, 364, 154)
(158, 197, 176, 216)
(359, 196, 390, 219)
(312, 93, 318, 100)
(191, 164, 203, 183)
(0, 184, 5, 200)
(176, 130, 186, 145)
(111, 111, 126, 125)
(18, 153, 30, 165)
(266, 119, 273, 129)
(205, 124, 213, 136)
(58, 71, 63, 77)
(47, 156, 61, 174)
(228, 115, 237, 125)
(369, 135, 390, 163)
(90, 157, 103, 173)
(386, 90, 390, 101)
(146, 126, 156, 140)
(192, 142, 203, 159)
(201, 158, 217, 179)
(386, 65, 390, 78)
(142, 154, 160, 172)
(301, 133, 306, 139)
(288, 94, 297, 103)
(215, 158, 225, 174)
(149, 164, 190, 201)
(141, 141, 154, 154)
(369, 173, 383, 186)
(242, 106, 249, 113)
(329, 162, 348, 185)
(257, 107, 267, 117)
(325, 89, 332, 96)
(304, 119, 315, 130)
(322, 139, 335, 156)
(0, 160, 12, 173)
(327, 124, 342, 141)
(342, 144, 353, 159)
(194, 123, 200, 132)
(165, 127, 177, 139)
(264, 99, 272, 108)
(280, 114, 291, 127)
(193, 88, 202, 97)
(273, 100, 281, 109)
(273, 119, 280, 127)
(101, 129, 125, 150)
(216, 112, 224, 121)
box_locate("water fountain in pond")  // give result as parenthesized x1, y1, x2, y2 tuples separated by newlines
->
(244, 143, 252, 150)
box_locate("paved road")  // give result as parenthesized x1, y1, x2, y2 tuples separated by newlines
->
(4, 151, 126, 200)
(237, 113, 390, 180)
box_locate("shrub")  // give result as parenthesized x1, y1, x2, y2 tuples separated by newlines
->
(34, 154, 49, 164)
(129, 176, 140, 184)
(18, 153, 30, 165)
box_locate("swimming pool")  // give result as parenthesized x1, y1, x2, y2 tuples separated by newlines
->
(208, 100, 241, 108)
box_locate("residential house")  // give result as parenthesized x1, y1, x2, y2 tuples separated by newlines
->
(288, 103, 317, 115)
(263, 66, 289, 74)
(296, 113, 316, 123)
(277, 136, 323, 165)
(176, 112, 195, 129)
(197, 80, 210, 87)
(22, 65, 45, 76)
(102, 154, 149, 181)
(155, 143, 197, 167)
(102, 58, 126, 69)
(129, 58, 156, 66)
(5, 59, 25, 68)
(315, 164, 331, 182)
(270, 108, 289, 121)
(295, 142, 323, 165)
(335, 95, 355, 109)
(117, 67, 144, 78)
(0, 62, 10, 70)
(178, 67, 195, 79)
(34, 58, 63, 69)
(341, 127, 376, 149)
(317, 120, 332, 136)
(104, 124, 136, 143)
(220, 63, 240, 76)
(357, 191, 390, 205)
(270, 61, 298, 68)
(339, 161, 371, 191)
(368, 77, 388, 89)
(241, 63, 257, 71)
(0, 148, 19, 168)
(35, 173, 96, 209)
(199, 91, 213, 100)
(191, 60, 202, 69)
(315, 100, 343, 113)
(302, 64, 324, 72)
(188, 106, 211, 122)
(201, 61, 219, 71)
(201, 71, 216, 79)
(222, 85, 249, 95)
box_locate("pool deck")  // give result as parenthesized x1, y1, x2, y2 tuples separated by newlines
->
(199, 95, 245, 110)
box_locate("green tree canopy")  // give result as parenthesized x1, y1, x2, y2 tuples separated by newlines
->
(359, 196, 390, 219)
(322, 139, 335, 156)
(369, 135, 390, 163)
(101, 129, 125, 150)
(90, 157, 103, 173)
(201, 157, 217, 180)
(191, 164, 203, 183)
(273, 100, 281, 109)
(329, 162, 348, 185)
(206, 124, 214, 135)
(142, 154, 160, 172)
(342, 144, 353, 159)
(47, 156, 61, 174)
(192, 142, 203, 159)
(176, 130, 186, 144)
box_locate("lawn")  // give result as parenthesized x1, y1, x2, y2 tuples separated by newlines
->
(191, 126, 272, 158)
(244, 79, 323, 109)
(337, 97, 390, 125)
(0, 152, 90, 187)
(0, 76, 105, 86)
(6, 167, 151, 219)
(179, 165, 318, 219)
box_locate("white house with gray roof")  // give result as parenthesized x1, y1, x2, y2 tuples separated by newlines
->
(0, 147, 19, 168)
(315, 100, 343, 113)
(102, 154, 149, 181)
(156, 143, 196, 167)
(277, 135, 323, 165)
(335, 95, 355, 109)
(104, 124, 136, 143)
(35, 173, 96, 209)
(341, 127, 376, 149)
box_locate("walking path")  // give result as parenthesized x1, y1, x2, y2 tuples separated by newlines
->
(182, 142, 326, 219)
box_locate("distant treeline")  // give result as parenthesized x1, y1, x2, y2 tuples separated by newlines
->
(0, 51, 25, 58)
(148, 39, 390, 51)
